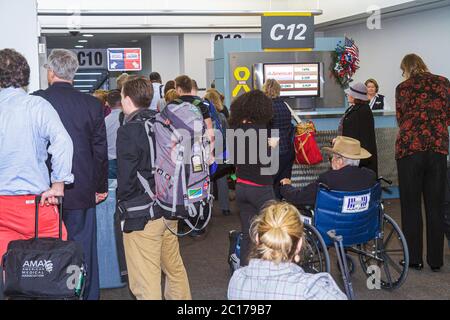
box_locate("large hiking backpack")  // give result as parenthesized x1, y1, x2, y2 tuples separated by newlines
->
(116, 113, 161, 229)
(153, 98, 214, 236)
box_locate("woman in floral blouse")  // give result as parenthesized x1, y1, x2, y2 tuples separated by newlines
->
(396, 53, 450, 272)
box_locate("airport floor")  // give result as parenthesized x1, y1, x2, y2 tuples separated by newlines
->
(101, 193, 450, 300)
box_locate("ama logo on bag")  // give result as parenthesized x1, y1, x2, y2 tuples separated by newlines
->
(22, 260, 54, 278)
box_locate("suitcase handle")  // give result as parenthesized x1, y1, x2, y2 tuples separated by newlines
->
(34, 196, 64, 240)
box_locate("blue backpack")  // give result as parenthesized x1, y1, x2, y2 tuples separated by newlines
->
(192, 98, 228, 177)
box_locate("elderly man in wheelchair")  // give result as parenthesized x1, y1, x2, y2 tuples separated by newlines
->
(280, 136, 409, 299)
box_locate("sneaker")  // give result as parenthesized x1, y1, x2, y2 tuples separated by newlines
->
(222, 210, 231, 216)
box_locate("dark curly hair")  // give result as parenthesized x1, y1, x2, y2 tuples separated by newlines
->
(0, 49, 30, 89)
(229, 90, 274, 127)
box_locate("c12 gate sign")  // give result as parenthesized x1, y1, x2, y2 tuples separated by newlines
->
(107, 48, 142, 71)
(261, 13, 314, 50)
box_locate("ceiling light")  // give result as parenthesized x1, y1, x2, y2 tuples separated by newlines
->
(73, 79, 97, 82)
(75, 45, 84, 48)
(130, 40, 139, 43)
(74, 84, 94, 88)
(75, 72, 102, 76)
(82, 34, 94, 37)
(78, 40, 88, 43)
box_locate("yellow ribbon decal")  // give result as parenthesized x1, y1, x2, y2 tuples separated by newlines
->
(232, 67, 251, 97)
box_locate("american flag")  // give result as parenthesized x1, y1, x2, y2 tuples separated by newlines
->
(345, 37, 359, 61)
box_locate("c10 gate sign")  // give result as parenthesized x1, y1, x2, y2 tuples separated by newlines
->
(261, 15, 314, 50)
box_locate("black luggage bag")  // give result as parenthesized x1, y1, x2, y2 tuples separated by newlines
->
(2, 196, 86, 300)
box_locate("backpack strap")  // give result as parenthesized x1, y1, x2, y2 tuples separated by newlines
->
(159, 84, 164, 98)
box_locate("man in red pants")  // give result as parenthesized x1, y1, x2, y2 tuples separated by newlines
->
(0, 49, 74, 262)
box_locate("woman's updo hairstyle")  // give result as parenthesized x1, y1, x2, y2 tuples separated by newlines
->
(250, 201, 304, 264)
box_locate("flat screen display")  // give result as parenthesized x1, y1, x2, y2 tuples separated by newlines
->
(263, 63, 320, 97)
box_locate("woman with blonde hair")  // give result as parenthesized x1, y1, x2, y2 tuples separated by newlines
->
(228, 201, 346, 300)
(395, 53, 450, 271)
(263, 79, 295, 199)
(164, 88, 179, 104)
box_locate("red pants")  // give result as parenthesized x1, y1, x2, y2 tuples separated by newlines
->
(0, 195, 67, 260)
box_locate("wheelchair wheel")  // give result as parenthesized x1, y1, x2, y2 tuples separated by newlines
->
(299, 224, 331, 274)
(358, 214, 409, 290)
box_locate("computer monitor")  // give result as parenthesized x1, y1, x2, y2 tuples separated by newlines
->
(262, 62, 321, 98)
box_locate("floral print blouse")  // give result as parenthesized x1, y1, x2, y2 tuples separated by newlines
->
(395, 72, 450, 160)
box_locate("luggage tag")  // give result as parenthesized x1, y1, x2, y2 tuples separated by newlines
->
(191, 143, 204, 173)
(192, 154, 203, 173)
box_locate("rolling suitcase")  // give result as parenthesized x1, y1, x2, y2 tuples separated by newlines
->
(2, 196, 86, 300)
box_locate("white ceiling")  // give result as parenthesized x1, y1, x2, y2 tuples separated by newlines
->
(37, 0, 448, 33)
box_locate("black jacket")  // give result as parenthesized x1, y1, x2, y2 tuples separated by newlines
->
(280, 166, 377, 207)
(341, 103, 378, 175)
(116, 108, 157, 231)
(33, 82, 108, 210)
(370, 94, 384, 110)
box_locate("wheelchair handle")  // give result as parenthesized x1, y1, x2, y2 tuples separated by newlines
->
(318, 183, 331, 191)
(377, 177, 392, 185)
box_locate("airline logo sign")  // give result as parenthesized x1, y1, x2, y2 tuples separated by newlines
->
(107, 48, 142, 71)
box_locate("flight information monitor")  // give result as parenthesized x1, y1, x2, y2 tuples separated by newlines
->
(263, 63, 320, 97)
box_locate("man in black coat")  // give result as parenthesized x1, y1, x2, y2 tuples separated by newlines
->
(34, 49, 108, 300)
(280, 136, 377, 207)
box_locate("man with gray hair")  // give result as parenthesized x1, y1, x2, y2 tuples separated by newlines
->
(33, 48, 108, 300)
(280, 136, 377, 207)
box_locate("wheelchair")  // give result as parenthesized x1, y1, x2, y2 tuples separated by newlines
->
(298, 178, 409, 299)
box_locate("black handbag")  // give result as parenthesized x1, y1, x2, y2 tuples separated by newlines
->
(2, 196, 86, 300)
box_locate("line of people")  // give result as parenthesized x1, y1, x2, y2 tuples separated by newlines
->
(0, 47, 448, 300)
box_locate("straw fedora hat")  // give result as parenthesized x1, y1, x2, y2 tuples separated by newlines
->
(323, 136, 371, 160)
